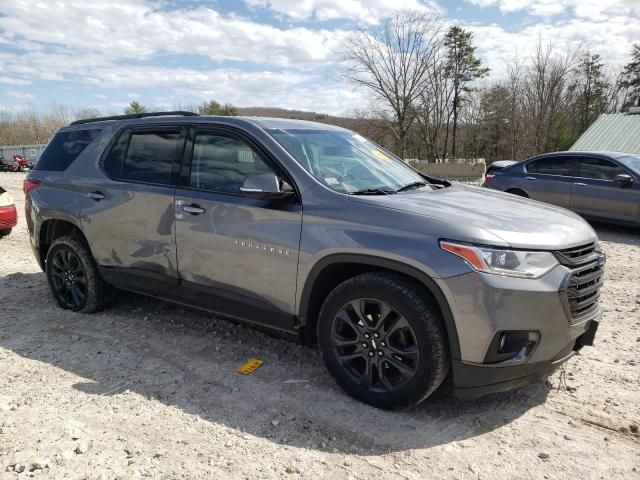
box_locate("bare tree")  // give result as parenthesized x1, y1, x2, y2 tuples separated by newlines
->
(342, 13, 441, 158)
(415, 43, 453, 162)
(524, 39, 582, 152)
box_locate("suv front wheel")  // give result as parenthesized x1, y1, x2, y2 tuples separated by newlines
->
(318, 272, 449, 409)
(45, 235, 109, 313)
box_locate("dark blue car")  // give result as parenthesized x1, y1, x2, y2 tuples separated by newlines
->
(483, 151, 640, 226)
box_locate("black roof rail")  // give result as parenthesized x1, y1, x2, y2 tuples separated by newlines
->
(69, 111, 199, 126)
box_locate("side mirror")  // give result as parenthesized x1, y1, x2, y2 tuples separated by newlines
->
(614, 173, 634, 185)
(240, 173, 295, 200)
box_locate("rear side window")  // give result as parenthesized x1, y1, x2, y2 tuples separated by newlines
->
(103, 129, 183, 185)
(35, 129, 100, 171)
(526, 157, 574, 176)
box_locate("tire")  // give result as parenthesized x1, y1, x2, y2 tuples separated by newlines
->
(506, 188, 529, 198)
(318, 272, 449, 409)
(0, 228, 11, 237)
(45, 235, 109, 313)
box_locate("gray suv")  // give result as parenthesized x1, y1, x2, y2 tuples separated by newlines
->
(24, 112, 603, 409)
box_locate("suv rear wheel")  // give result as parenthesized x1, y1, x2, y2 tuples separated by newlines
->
(45, 235, 109, 313)
(318, 272, 449, 409)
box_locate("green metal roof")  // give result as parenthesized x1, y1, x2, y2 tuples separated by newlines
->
(570, 113, 640, 154)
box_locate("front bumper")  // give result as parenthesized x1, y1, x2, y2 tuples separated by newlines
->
(435, 257, 602, 398)
(453, 318, 598, 398)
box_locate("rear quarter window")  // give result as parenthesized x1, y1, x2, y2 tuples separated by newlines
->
(35, 129, 101, 171)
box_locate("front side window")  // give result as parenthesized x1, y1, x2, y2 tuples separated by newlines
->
(617, 155, 640, 176)
(266, 129, 427, 194)
(190, 133, 274, 193)
(526, 157, 574, 176)
(578, 157, 625, 181)
(103, 129, 182, 185)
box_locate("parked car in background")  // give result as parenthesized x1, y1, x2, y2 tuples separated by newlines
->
(24, 112, 603, 409)
(0, 186, 17, 236)
(483, 151, 640, 226)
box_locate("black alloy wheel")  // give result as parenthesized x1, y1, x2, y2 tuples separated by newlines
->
(49, 247, 88, 309)
(46, 235, 110, 313)
(318, 272, 449, 409)
(331, 298, 419, 393)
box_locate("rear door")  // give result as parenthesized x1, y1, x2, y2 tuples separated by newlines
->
(174, 126, 302, 332)
(85, 126, 186, 289)
(523, 156, 576, 208)
(570, 156, 640, 222)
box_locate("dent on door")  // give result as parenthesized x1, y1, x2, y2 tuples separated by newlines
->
(174, 191, 302, 331)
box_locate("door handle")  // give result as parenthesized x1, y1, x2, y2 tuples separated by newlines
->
(525, 176, 536, 180)
(574, 182, 588, 186)
(86, 191, 105, 201)
(179, 203, 206, 215)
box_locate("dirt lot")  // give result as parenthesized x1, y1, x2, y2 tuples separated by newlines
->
(0, 171, 638, 479)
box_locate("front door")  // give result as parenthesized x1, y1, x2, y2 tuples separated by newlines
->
(570, 156, 640, 222)
(174, 127, 302, 332)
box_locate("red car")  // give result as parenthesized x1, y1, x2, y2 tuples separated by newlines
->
(0, 186, 17, 236)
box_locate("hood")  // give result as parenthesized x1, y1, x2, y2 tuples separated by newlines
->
(349, 184, 597, 250)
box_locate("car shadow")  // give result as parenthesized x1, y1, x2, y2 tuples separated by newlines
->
(0, 271, 550, 455)
(592, 222, 639, 246)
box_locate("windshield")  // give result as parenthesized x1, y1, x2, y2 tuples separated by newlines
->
(617, 154, 640, 175)
(267, 128, 428, 194)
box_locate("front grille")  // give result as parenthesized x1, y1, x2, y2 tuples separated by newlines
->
(555, 243, 605, 323)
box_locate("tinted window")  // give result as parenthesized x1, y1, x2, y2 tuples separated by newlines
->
(35, 129, 100, 171)
(526, 157, 573, 176)
(103, 131, 129, 178)
(190, 133, 273, 193)
(104, 130, 182, 184)
(578, 157, 625, 180)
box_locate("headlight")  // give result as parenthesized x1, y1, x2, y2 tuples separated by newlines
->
(440, 241, 559, 279)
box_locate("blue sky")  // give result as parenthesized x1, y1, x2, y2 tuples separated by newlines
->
(0, 0, 638, 116)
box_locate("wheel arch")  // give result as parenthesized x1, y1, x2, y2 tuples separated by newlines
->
(505, 187, 530, 198)
(38, 216, 91, 269)
(297, 254, 461, 361)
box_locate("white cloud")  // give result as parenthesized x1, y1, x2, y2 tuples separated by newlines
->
(0, 76, 32, 85)
(244, 0, 441, 24)
(466, 15, 640, 77)
(5, 90, 35, 100)
(464, 0, 639, 18)
(0, 1, 348, 67)
(0, 0, 638, 116)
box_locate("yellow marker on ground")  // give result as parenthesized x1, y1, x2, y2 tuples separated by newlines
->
(236, 358, 264, 375)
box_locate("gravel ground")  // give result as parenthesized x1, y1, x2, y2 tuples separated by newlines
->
(0, 171, 638, 480)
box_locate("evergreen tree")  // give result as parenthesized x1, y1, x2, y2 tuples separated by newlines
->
(621, 43, 640, 107)
(570, 52, 609, 134)
(443, 26, 489, 158)
(198, 99, 238, 116)
(124, 101, 147, 114)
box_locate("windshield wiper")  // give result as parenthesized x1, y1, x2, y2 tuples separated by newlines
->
(396, 181, 428, 193)
(348, 188, 394, 195)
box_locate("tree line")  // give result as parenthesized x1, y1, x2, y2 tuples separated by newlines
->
(341, 13, 640, 162)
(1, 15, 638, 164)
